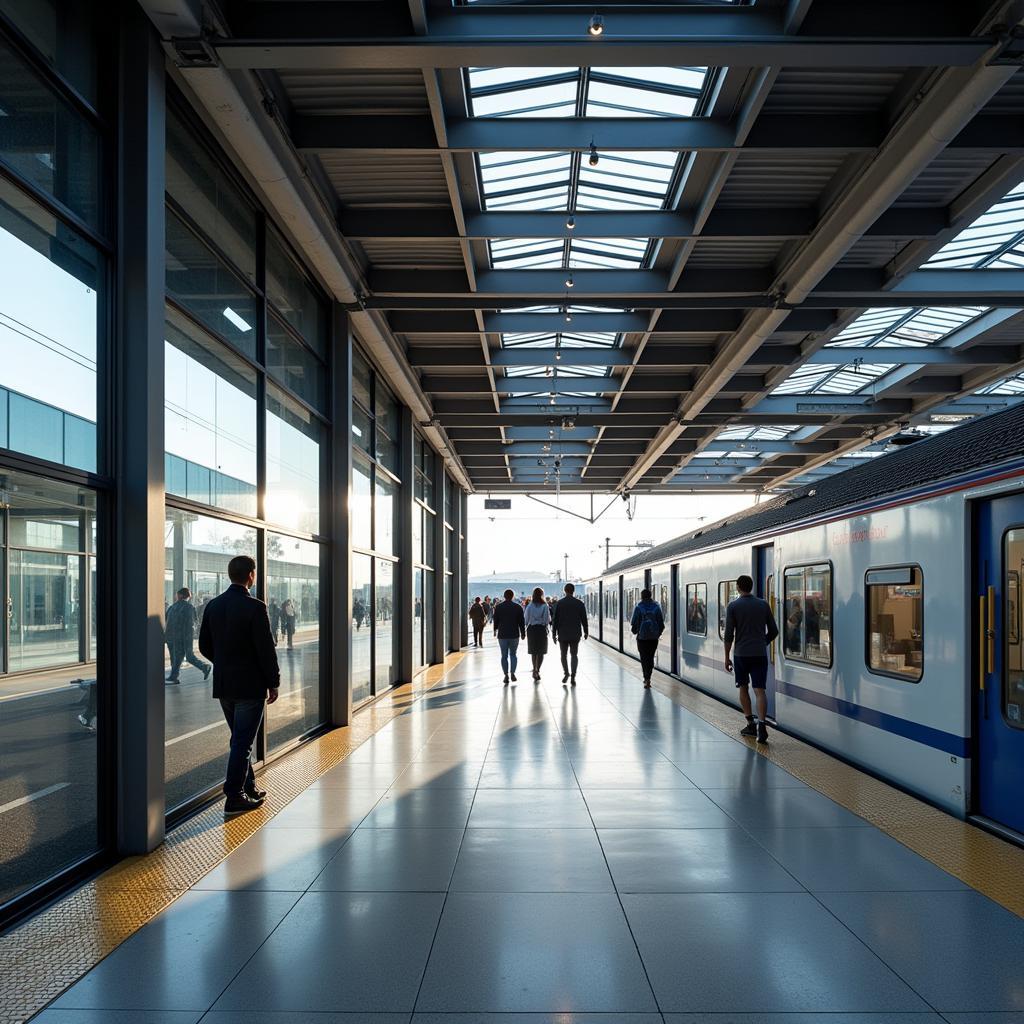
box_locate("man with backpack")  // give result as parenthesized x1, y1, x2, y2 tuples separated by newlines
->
(723, 573, 779, 745)
(630, 588, 665, 688)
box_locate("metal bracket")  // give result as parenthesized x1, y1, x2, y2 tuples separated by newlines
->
(169, 36, 219, 68)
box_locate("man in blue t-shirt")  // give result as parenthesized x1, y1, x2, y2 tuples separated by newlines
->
(723, 574, 779, 745)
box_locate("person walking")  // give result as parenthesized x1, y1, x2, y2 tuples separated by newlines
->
(483, 595, 493, 624)
(268, 598, 281, 643)
(524, 587, 551, 681)
(552, 582, 588, 686)
(280, 597, 297, 650)
(630, 587, 665, 688)
(723, 573, 779, 744)
(469, 596, 487, 647)
(165, 587, 211, 684)
(198, 555, 279, 817)
(492, 588, 526, 685)
(353, 596, 367, 631)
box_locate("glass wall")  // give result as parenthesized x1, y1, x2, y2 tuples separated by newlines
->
(351, 349, 401, 704)
(0, 9, 109, 913)
(414, 435, 436, 670)
(163, 99, 330, 811)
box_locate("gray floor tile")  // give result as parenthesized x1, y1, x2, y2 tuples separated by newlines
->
(311, 828, 464, 891)
(749, 827, 968, 892)
(359, 788, 476, 828)
(202, 1016, 411, 1024)
(414, 1015, 662, 1023)
(389, 761, 484, 791)
(571, 760, 694, 789)
(451, 828, 614, 892)
(663, 1016, 944, 1023)
(563, 742, 670, 764)
(942, 1016, 1024, 1023)
(477, 759, 580, 788)
(623, 892, 928, 1012)
(676, 759, 807, 789)
(264, 788, 382, 834)
(468, 788, 593, 828)
(820, 891, 1024, 1012)
(416, 893, 657, 1012)
(599, 827, 803, 893)
(705, 786, 871, 829)
(645, 739, 758, 762)
(213, 891, 444, 1012)
(311, 762, 409, 789)
(33, 1013, 204, 1024)
(583, 788, 736, 829)
(53, 890, 299, 1011)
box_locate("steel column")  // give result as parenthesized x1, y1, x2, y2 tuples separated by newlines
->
(398, 404, 416, 684)
(460, 491, 469, 648)
(432, 449, 446, 665)
(330, 306, 353, 726)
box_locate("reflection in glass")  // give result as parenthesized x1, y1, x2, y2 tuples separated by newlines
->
(0, 180, 99, 472)
(414, 568, 424, 670)
(352, 553, 372, 705)
(375, 473, 397, 556)
(266, 384, 321, 535)
(376, 558, 396, 691)
(267, 314, 326, 412)
(266, 533, 322, 748)
(164, 508, 256, 811)
(867, 566, 923, 681)
(164, 308, 257, 516)
(265, 230, 327, 358)
(352, 454, 372, 551)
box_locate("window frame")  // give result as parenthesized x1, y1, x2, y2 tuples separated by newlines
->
(864, 563, 924, 684)
(718, 579, 740, 640)
(684, 581, 708, 637)
(1000, 527, 1024, 731)
(781, 560, 835, 669)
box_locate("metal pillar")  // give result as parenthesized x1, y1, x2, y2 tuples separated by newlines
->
(449, 478, 463, 653)
(115, 3, 166, 854)
(431, 450, 445, 664)
(329, 306, 353, 725)
(459, 490, 469, 648)
(397, 405, 415, 684)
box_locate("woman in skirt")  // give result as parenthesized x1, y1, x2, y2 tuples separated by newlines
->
(524, 586, 551, 681)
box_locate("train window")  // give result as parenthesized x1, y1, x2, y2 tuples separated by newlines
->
(718, 580, 740, 639)
(685, 583, 707, 635)
(866, 566, 923, 682)
(783, 563, 832, 666)
(1004, 530, 1024, 728)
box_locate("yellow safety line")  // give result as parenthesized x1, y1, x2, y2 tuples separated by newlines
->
(0, 652, 466, 1024)
(593, 646, 1024, 919)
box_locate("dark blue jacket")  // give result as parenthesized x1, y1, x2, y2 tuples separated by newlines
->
(630, 600, 665, 641)
(198, 584, 280, 700)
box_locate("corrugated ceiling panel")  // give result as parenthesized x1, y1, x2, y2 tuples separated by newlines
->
(895, 153, 998, 207)
(981, 67, 1024, 113)
(686, 237, 786, 267)
(762, 69, 904, 114)
(319, 153, 451, 206)
(359, 239, 465, 267)
(277, 70, 429, 115)
(715, 153, 846, 208)
(837, 237, 908, 267)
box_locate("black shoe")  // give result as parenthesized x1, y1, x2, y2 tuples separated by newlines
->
(165, 677, 179, 684)
(511, 673, 517, 682)
(245, 784, 267, 801)
(203, 664, 211, 680)
(503, 675, 509, 686)
(570, 677, 577, 687)
(757, 722, 769, 744)
(740, 721, 758, 737)
(562, 672, 570, 683)
(224, 792, 263, 817)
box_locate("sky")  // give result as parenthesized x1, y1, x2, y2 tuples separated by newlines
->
(467, 491, 759, 583)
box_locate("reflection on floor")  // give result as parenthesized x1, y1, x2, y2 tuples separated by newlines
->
(31, 644, 1024, 1021)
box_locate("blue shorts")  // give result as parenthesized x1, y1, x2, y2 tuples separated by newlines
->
(733, 655, 768, 689)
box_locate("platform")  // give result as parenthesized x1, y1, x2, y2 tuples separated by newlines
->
(10, 642, 1024, 1024)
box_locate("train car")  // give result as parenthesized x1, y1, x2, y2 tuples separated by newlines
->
(585, 404, 1024, 843)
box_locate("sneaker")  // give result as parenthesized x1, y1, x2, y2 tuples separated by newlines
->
(570, 677, 577, 687)
(165, 677, 180, 685)
(757, 722, 769, 744)
(224, 792, 263, 818)
(562, 672, 570, 683)
(740, 721, 758, 738)
(503, 675, 509, 686)
(77, 714, 96, 732)
(244, 784, 267, 802)
(643, 680, 652, 689)
(203, 664, 211, 680)
(510, 673, 517, 682)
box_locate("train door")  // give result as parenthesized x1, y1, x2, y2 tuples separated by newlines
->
(976, 495, 1024, 836)
(755, 545, 778, 719)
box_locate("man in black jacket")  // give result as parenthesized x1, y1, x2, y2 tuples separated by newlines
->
(551, 582, 589, 686)
(198, 555, 280, 817)
(165, 587, 210, 684)
(491, 589, 526, 686)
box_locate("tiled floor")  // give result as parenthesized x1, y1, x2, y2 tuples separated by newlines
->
(36, 644, 1024, 1023)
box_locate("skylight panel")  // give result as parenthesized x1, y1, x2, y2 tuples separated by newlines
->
(468, 68, 578, 118)
(718, 425, 800, 441)
(923, 179, 1024, 269)
(490, 238, 564, 268)
(977, 372, 1024, 395)
(586, 79, 698, 119)
(827, 306, 986, 348)
(577, 151, 677, 211)
(569, 237, 648, 269)
(478, 151, 572, 210)
(595, 67, 707, 91)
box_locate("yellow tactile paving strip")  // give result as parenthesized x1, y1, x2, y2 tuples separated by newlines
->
(0, 653, 465, 1024)
(604, 647, 1024, 920)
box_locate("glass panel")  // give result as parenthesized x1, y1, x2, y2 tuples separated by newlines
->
(374, 471, 397, 556)
(718, 580, 740, 639)
(414, 568, 424, 669)
(867, 566, 923, 681)
(445, 572, 453, 652)
(376, 385, 399, 474)
(353, 348, 371, 411)
(374, 557, 396, 692)
(266, 383, 321, 535)
(266, 534, 322, 749)
(1006, 531, 1024, 727)
(164, 509, 256, 811)
(424, 569, 434, 666)
(166, 207, 257, 359)
(0, 178, 99, 472)
(265, 230, 327, 358)
(166, 107, 256, 281)
(685, 583, 707, 635)
(351, 454, 372, 551)
(0, 471, 100, 907)
(165, 308, 257, 516)
(424, 509, 435, 569)
(352, 553, 372, 705)
(352, 401, 372, 456)
(0, 37, 101, 228)
(267, 314, 325, 412)
(412, 504, 423, 566)
(784, 565, 832, 665)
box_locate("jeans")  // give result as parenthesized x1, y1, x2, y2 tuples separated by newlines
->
(636, 638, 659, 680)
(220, 697, 265, 795)
(559, 637, 580, 677)
(498, 637, 519, 676)
(168, 640, 208, 680)
(473, 625, 484, 646)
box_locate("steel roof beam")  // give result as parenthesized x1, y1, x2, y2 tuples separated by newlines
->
(795, 344, 1021, 366)
(490, 349, 632, 368)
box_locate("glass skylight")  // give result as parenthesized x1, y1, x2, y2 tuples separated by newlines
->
(977, 372, 1024, 395)
(569, 237, 648, 268)
(923, 178, 1024, 269)
(718, 425, 800, 442)
(826, 306, 987, 348)
(478, 152, 571, 211)
(577, 151, 678, 211)
(490, 238, 565, 268)
(501, 331, 618, 349)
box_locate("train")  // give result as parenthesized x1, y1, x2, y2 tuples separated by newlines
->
(585, 403, 1024, 843)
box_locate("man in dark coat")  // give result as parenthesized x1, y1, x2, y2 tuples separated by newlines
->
(551, 582, 589, 686)
(199, 555, 280, 817)
(165, 587, 210, 683)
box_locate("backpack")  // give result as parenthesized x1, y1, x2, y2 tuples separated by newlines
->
(637, 605, 660, 640)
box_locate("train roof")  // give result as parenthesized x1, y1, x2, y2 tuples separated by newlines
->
(602, 402, 1024, 577)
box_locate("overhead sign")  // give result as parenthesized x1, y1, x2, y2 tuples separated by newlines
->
(484, 499, 512, 510)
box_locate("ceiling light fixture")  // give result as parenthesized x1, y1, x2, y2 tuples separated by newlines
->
(565, 272, 574, 288)
(566, 214, 576, 231)
(588, 13, 604, 36)
(588, 141, 599, 167)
